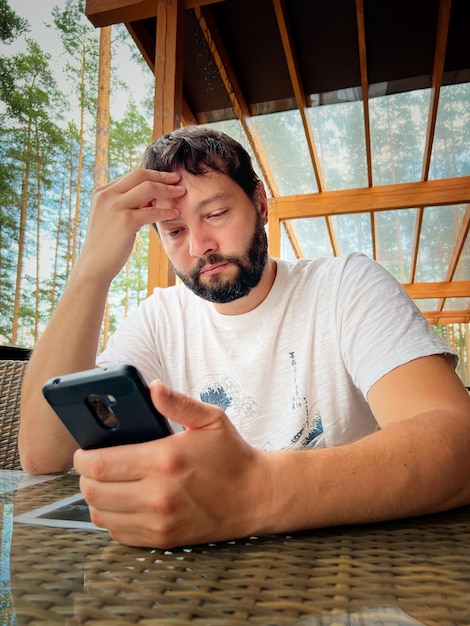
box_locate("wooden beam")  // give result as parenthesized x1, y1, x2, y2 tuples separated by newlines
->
(267, 201, 281, 258)
(370, 212, 377, 260)
(403, 280, 470, 299)
(444, 204, 470, 282)
(422, 310, 470, 324)
(272, 0, 335, 256)
(355, 0, 372, 188)
(125, 19, 156, 68)
(410, 0, 452, 282)
(436, 203, 470, 310)
(272, 177, 470, 219)
(86, 0, 224, 27)
(272, 0, 324, 193)
(147, 0, 185, 295)
(421, 0, 451, 181)
(195, 6, 278, 199)
(153, 0, 184, 137)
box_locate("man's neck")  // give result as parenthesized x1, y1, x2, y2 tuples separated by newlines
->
(212, 257, 277, 316)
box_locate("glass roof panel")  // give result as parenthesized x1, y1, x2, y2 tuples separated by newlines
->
(430, 82, 470, 179)
(369, 89, 430, 185)
(413, 298, 440, 311)
(204, 118, 271, 192)
(375, 209, 417, 282)
(250, 110, 317, 195)
(454, 226, 470, 281)
(330, 213, 372, 257)
(308, 95, 368, 190)
(444, 297, 470, 311)
(283, 217, 333, 259)
(280, 225, 298, 262)
(415, 204, 467, 282)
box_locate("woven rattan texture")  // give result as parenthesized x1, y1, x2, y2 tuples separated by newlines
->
(0, 360, 28, 470)
(6, 474, 470, 626)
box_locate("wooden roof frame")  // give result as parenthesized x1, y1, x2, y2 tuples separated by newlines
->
(85, 0, 470, 324)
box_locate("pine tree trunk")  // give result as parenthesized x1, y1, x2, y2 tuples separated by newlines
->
(71, 46, 87, 268)
(95, 26, 112, 348)
(34, 124, 42, 343)
(11, 147, 31, 345)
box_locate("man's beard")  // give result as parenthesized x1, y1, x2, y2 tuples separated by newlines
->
(173, 211, 268, 304)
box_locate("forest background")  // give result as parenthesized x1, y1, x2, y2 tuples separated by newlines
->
(0, 0, 469, 385)
(0, 0, 155, 351)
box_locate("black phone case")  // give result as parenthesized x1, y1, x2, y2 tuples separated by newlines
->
(42, 365, 172, 449)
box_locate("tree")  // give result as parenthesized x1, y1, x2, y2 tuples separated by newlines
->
(0, 39, 66, 344)
(52, 0, 100, 267)
(95, 25, 112, 347)
(105, 100, 152, 336)
(0, 0, 28, 44)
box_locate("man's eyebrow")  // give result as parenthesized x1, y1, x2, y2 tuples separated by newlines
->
(195, 192, 232, 211)
(157, 192, 232, 225)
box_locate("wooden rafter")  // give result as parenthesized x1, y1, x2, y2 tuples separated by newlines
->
(444, 204, 470, 281)
(194, 6, 278, 198)
(271, 177, 470, 219)
(355, 0, 376, 261)
(410, 0, 452, 283)
(86, 0, 224, 26)
(404, 280, 470, 299)
(423, 310, 470, 323)
(436, 203, 470, 311)
(355, 0, 372, 189)
(271, 0, 324, 192)
(272, 0, 341, 258)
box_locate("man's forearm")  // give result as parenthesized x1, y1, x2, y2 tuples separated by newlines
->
(264, 410, 470, 535)
(19, 264, 111, 474)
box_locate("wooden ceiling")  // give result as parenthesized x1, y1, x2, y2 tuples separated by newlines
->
(86, 0, 470, 324)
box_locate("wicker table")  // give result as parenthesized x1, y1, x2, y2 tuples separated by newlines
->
(1, 471, 470, 625)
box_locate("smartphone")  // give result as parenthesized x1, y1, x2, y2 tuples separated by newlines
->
(42, 364, 172, 449)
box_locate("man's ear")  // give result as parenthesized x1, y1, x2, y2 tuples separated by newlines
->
(255, 181, 269, 224)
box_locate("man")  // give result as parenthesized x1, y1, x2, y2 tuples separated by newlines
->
(19, 127, 470, 549)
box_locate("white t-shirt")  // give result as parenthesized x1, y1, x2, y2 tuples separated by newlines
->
(97, 254, 456, 451)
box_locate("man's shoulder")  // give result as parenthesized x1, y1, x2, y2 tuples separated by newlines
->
(277, 252, 372, 280)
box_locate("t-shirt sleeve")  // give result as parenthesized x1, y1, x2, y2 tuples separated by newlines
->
(335, 254, 457, 397)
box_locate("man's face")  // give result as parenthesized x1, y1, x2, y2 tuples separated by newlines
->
(156, 170, 268, 305)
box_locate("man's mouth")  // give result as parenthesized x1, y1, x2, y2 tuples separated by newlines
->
(199, 262, 230, 276)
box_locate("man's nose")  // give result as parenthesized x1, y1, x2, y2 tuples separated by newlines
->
(188, 226, 217, 258)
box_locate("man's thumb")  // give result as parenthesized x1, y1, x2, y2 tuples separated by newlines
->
(149, 379, 225, 431)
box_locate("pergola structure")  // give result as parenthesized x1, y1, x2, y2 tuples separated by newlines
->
(85, 0, 470, 324)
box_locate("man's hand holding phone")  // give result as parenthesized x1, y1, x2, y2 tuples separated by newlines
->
(73, 380, 273, 550)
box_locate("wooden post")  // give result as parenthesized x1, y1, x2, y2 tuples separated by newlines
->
(147, 0, 185, 294)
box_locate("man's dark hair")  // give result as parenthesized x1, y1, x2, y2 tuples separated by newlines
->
(141, 127, 260, 201)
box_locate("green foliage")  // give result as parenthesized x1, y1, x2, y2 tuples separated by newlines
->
(0, 0, 28, 44)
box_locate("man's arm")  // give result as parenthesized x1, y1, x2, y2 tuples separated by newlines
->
(74, 354, 470, 549)
(267, 355, 470, 532)
(19, 169, 185, 474)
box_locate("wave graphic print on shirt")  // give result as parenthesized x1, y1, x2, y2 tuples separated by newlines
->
(288, 351, 324, 448)
(189, 350, 323, 450)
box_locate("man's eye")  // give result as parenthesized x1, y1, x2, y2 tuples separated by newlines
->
(208, 209, 228, 220)
(167, 227, 183, 238)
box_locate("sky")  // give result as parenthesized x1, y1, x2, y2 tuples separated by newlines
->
(2, 0, 151, 121)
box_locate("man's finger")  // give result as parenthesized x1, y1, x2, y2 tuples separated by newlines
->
(150, 380, 226, 431)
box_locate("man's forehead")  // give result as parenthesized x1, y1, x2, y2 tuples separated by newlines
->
(155, 190, 234, 225)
